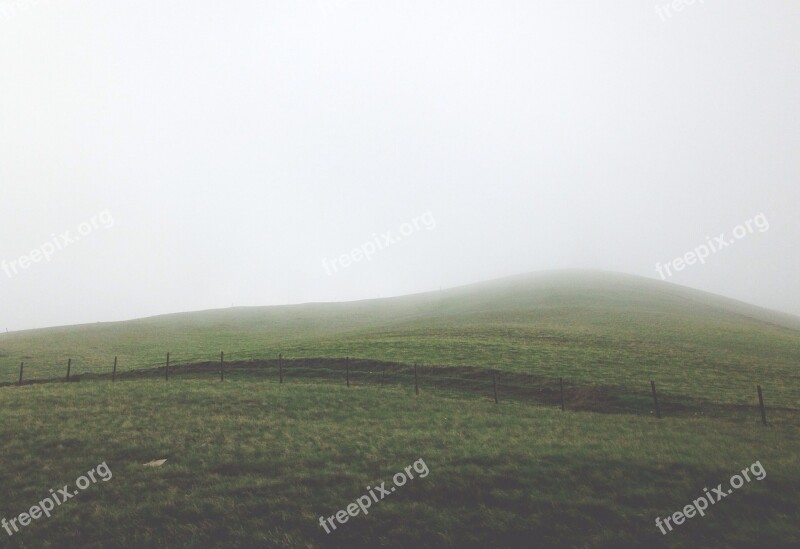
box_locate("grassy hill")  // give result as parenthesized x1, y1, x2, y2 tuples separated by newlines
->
(1, 271, 798, 547)
(1, 271, 798, 406)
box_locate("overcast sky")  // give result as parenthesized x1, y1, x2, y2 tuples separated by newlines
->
(1, 0, 798, 331)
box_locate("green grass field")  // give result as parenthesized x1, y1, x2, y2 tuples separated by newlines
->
(1, 379, 799, 548)
(0, 271, 798, 547)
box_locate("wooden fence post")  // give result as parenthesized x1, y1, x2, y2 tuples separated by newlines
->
(492, 370, 498, 404)
(757, 385, 767, 426)
(650, 380, 661, 419)
(414, 363, 419, 396)
(346, 357, 350, 387)
(220, 351, 224, 382)
(18, 362, 23, 386)
(66, 358, 71, 381)
(559, 377, 565, 411)
(112, 356, 117, 382)
(279, 354, 283, 384)
(165, 352, 170, 381)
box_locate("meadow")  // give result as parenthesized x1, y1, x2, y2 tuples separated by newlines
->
(0, 378, 798, 548)
(0, 272, 798, 547)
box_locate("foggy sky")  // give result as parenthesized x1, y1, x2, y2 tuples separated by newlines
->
(1, 0, 798, 331)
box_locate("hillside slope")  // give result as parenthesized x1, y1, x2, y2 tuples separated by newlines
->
(1, 271, 798, 405)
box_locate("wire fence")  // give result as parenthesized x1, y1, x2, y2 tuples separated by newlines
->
(1, 353, 797, 425)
